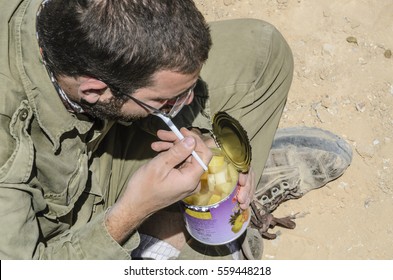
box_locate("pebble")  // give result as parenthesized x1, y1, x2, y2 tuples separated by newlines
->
(346, 36, 358, 45)
(223, 0, 235, 6)
(384, 49, 392, 59)
(355, 102, 366, 112)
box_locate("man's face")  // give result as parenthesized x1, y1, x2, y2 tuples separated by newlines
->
(81, 69, 200, 122)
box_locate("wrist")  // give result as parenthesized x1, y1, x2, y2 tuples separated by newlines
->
(104, 203, 146, 245)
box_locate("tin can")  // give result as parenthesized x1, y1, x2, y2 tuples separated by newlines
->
(182, 112, 252, 245)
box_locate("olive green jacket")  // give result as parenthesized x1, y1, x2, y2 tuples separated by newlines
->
(0, 0, 293, 260)
(0, 0, 213, 260)
(0, 0, 141, 259)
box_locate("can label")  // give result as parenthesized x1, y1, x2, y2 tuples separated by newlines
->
(183, 183, 250, 245)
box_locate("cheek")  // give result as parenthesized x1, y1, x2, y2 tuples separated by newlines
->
(121, 101, 150, 117)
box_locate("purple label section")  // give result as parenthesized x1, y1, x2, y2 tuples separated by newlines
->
(183, 184, 250, 245)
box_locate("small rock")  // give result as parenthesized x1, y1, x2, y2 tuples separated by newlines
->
(364, 198, 373, 209)
(384, 49, 392, 59)
(355, 102, 366, 112)
(358, 57, 367, 65)
(346, 36, 358, 45)
(223, 0, 235, 6)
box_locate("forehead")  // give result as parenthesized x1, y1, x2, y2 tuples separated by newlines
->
(151, 69, 200, 88)
(137, 69, 200, 99)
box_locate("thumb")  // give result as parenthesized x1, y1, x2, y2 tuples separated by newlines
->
(160, 136, 196, 170)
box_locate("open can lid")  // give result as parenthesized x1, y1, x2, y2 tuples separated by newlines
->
(212, 112, 252, 173)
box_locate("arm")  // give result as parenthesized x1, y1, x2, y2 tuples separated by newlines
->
(105, 129, 212, 245)
(0, 106, 211, 259)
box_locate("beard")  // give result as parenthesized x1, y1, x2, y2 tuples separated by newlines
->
(79, 95, 143, 122)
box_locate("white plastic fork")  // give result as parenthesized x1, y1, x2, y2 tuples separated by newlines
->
(155, 113, 208, 171)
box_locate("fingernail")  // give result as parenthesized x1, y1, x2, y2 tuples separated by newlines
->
(183, 137, 195, 147)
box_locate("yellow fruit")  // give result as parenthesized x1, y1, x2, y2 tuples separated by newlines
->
(214, 168, 228, 185)
(208, 194, 221, 205)
(231, 215, 244, 233)
(200, 171, 208, 181)
(200, 179, 209, 194)
(215, 182, 234, 195)
(208, 156, 226, 173)
(227, 163, 238, 183)
(207, 174, 216, 192)
(193, 191, 213, 206)
(183, 196, 194, 205)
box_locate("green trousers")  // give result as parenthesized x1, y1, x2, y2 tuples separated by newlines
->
(122, 18, 294, 259)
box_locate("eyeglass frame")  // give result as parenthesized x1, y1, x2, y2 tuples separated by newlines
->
(109, 80, 198, 119)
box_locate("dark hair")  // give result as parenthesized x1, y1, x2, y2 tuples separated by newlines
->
(36, 0, 212, 94)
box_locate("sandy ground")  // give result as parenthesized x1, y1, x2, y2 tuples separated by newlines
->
(195, 0, 393, 260)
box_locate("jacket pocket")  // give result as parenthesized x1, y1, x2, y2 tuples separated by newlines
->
(43, 152, 89, 219)
(0, 100, 34, 184)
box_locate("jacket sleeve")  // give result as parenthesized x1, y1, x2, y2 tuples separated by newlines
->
(0, 103, 140, 260)
(0, 184, 139, 259)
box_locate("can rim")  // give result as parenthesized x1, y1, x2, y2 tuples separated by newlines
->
(212, 112, 252, 173)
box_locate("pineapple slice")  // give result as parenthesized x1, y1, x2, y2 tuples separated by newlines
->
(214, 169, 228, 185)
(208, 194, 222, 205)
(200, 179, 209, 194)
(207, 174, 216, 192)
(193, 191, 213, 206)
(200, 171, 208, 181)
(208, 156, 226, 173)
(183, 195, 194, 205)
(215, 182, 234, 195)
(227, 163, 238, 183)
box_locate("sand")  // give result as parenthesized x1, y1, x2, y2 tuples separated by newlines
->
(195, 0, 393, 260)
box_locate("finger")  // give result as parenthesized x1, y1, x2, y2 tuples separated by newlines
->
(151, 141, 173, 152)
(237, 168, 255, 210)
(180, 127, 212, 168)
(157, 129, 178, 142)
(180, 128, 209, 153)
(155, 136, 196, 172)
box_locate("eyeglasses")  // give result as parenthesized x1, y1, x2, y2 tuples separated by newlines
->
(113, 81, 197, 119)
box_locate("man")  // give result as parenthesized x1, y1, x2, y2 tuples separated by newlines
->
(0, 0, 351, 259)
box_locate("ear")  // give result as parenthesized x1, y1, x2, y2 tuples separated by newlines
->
(78, 78, 108, 104)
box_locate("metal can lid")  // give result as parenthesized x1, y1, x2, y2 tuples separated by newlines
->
(212, 112, 252, 173)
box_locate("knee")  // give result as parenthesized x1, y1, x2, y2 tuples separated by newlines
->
(251, 19, 294, 93)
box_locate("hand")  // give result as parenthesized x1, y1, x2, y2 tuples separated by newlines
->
(154, 128, 256, 211)
(236, 167, 256, 210)
(151, 127, 216, 151)
(105, 128, 212, 244)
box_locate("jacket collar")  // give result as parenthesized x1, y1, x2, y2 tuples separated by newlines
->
(17, 0, 95, 151)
